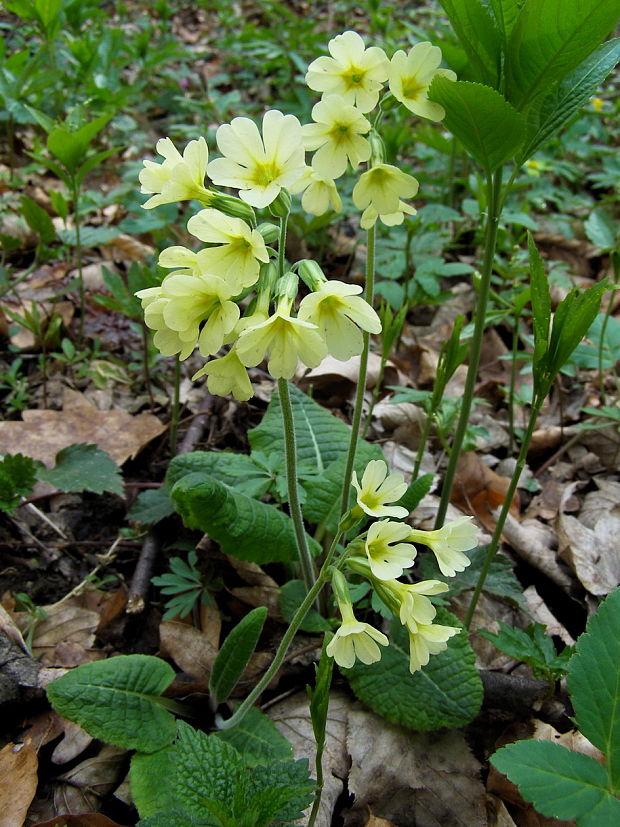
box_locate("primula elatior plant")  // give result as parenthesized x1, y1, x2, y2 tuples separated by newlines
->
(43, 4, 620, 822)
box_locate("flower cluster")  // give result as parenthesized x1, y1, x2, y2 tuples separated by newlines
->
(327, 460, 478, 674)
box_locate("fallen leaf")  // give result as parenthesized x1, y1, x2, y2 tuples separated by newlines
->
(486, 795, 518, 827)
(372, 402, 426, 451)
(522, 586, 575, 646)
(159, 619, 219, 680)
(498, 513, 572, 591)
(0, 742, 38, 827)
(25, 603, 99, 664)
(530, 720, 604, 764)
(229, 559, 282, 618)
(31, 815, 129, 827)
(364, 813, 398, 826)
(452, 453, 520, 531)
(52, 719, 94, 765)
(53, 745, 127, 815)
(0, 388, 165, 468)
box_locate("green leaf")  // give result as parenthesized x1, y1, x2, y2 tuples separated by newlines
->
(130, 747, 177, 818)
(505, 0, 620, 110)
(245, 757, 314, 825)
(0, 453, 41, 515)
(395, 473, 434, 516)
(308, 634, 334, 758)
(171, 472, 316, 563)
(46, 655, 177, 752)
(344, 610, 483, 730)
(57, 225, 120, 246)
(428, 78, 526, 173)
(438, 0, 501, 85)
(479, 622, 573, 679)
(214, 707, 293, 767)
(128, 487, 176, 525)
(519, 39, 620, 161)
(76, 146, 122, 185)
(38, 443, 123, 496)
(491, 740, 620, 824)
(46, 112, 112, 174)
(280, 580, 331, 632)
(210, 607, 268, 705)
(528, 234, 551, 381)
(20, 195, 56, 243)
(585, 207, 617, 250)
(569, 587, 620, 790)
(166, 451, 271, 494)
(487, 0, 522, 39)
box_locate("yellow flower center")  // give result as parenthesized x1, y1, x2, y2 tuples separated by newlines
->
(343, 67, 365, 88)
(252, 160, 282, 187)
(329, 122, 352, 144)
(401, 76, 426, 100)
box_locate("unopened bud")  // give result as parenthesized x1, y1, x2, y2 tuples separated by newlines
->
(369, 131, 386, 166)
(269, 189, 292, 219)
(257, 222, 280, 244)
(297, 259, 327, 291)
(210, 194, 257, 225)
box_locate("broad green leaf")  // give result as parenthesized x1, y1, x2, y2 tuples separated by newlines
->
(280, 580, 331, 632)
(480, 622, 573, 679)
(57, 225, 120, 246)
(249, 382, 378, 474)
(396, 473, 434, 516)
(506, 0, 620, 110)
(38, 443, 123, 496)
(528, 234, 551, 381)
(20, 195, 56, 243)
(128, 487, 175, 525)
(210, 607, 268, 705)
(519, 39, 620, 161)
(245, 757, 314, 825)
(214, 707, 293, 766)
(0, 453, 41, 515)
(428, 78, 526, 173)
(569, 587, 620, 790)
(419, 544, 526, 610)
(167, 451, 270, 492)
(491, 740, 620, 824)
(438, 0, 501, 85)
(585, 207, 617, 250)
(344, 611, 482, 730)
(487, 0, 522, 39)
(130, 747, 177, 818)
(46, 655, 176, 752)
(47, 112, 112, 174)
(76, 146, 122, 185)
(170, 472, 318, 563)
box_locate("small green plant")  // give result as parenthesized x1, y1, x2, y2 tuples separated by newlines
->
(0, 357, 31, 414)
(492, 587, 620, 826)
(480, 621, 573, 686)
(151, 550, 214, 621)
(14, 591, 47, 653)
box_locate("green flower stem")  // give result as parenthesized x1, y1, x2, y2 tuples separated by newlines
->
(277, 211, 288, 279)
(217, 530, 344, 731)
(598, 252, 619, 405)
(71, 178, 85, 347)
(463, 400, 541, 628)
(412, 405, 433, 480)
(169, 355, 181, 453)
(434, 168, 503, 529)
(279, 377, 316, 594)
(340, 224, 376, 516)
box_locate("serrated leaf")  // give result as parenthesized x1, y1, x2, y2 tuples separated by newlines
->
(429, 78, 526, 173)
(491, 740, 620, 824)
(46, 655, 176, 752)
(344, 610, 483, 730)
(585, 207, 617, 250)
(519, 39, 620, 161)
(130, 747, 177, 818)
(438, 0, 501, 85)
(214, 707, 293, 766)
(0, 453, 41, 515)
(38, 443, 123, 495)
(128, 487, 176, 525)
(280, 580, 331, 632)
(505, 0, 620, 110)
(137, 812, 206, 827)
(479, 622, 572, 678)
(170, 472, 318, 564)
(246, 758, 314, 825)
(210, 607, 267, 705)
(568, 587, 620, 789)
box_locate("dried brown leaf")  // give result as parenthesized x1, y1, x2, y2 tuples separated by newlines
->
(0, 742, 38, 827)
(53, 745, 127, 816)
(159, 619, 219, 680)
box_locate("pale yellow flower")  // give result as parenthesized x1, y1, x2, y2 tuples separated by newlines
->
(353, 163, 419, 217)
(364, 519, 417, 580)
(407, 621, 460, 674)
(351, 459, 408, 519)
(192, 348, 253, 401)
(389, 579, 448, 632)
(408, 516, 478, 577)
(187, 208, 269, 293)
(306, 30, 389, 113)
(388, 42, 456, 121)
(139, 137, 211, 209)
(136, 272, 239, 360)
(303, 95, 371, 179)
(289, 167, 342, 215)
(207, 110, 306, 208)
(298, 280, 381, 361)
(235, 308, 328, 380)
(326, 602, 388, 668)
(360, 200, 417, 230)
(590, 96, 604, 112)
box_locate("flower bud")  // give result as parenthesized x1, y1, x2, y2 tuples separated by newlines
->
(297, 259, 327, 291)
(269, 188, 292, 219)
(210, 193, 257, 225)
(257, 222, 280, 244)
(368, 130, 386, 166)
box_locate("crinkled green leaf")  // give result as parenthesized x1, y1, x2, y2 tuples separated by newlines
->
(38, 443, 123, 496)
(210, 607, 267, 705)
(246, 758, 314, 825)
(0, 453, 41, 515)
(344, 610, 482, 730)
(280, 580, 331, 632)
(568, 587, 620, 790)
(46, 655, 176, 752)
(128, 487, 176, 525)
(429, 78, 526, 173)
(171, 472, 319, 563)
(130, 747, 177, 818)
(167, 451, 264, 491)
(137, 812, 207, 827)
(492, 740, 620, 824)
(214, 707, 293, 767)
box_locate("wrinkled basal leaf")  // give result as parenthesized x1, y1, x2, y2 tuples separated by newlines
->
(214, 707, 293, 767)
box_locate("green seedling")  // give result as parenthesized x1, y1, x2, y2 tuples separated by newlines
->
(151, 550, 215, 622)
(480, 621, 574, 687)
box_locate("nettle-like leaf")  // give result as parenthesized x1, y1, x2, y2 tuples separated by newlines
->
(213, 707, 293, 767)
(344, 610, 483, 730)
(505, 0, 620, 110)
(492, 588, 620, 825)
(479, 621, 573, 679)
(0, 453, 42, 515)
(167, 451, 267, 492)
(428, 77, 526, 173)
(128, 487, 176, 525)
(131, 746, 177, 818)
(38, 443, 123, 496)
(209, 607, 267, 705)
(170, 472, 320, 564)
(46, 655, 177, 752)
